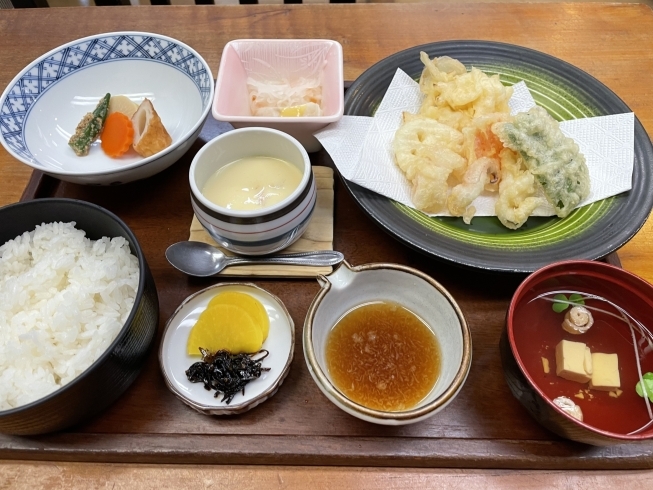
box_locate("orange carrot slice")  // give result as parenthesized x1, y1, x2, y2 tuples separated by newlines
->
(101, 112, 134, 158)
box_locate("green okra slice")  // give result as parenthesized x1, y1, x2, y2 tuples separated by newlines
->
(68, 93, 111, 156)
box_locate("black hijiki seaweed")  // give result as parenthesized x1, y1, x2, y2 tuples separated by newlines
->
(185, 348, 271, 404)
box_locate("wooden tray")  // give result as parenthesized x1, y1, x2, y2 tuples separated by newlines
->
(2, 117, 650, 470)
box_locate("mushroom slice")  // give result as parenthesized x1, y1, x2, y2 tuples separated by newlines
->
(562, 305, 594, 335)
(553, 396, 583, 422)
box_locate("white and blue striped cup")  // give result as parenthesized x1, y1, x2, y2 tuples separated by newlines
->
(189, 127, 316, 255)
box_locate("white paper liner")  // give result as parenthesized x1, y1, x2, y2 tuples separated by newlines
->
(315, 68, 635, 218)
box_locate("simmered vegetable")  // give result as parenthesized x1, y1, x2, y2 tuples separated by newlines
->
(68, 93, 111, 156)
(101, 112, 134, 158)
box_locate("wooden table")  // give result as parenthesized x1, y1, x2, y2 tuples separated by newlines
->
(2, 3, 653, 488)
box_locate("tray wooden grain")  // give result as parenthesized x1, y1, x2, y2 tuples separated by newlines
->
(2, 117, 648, 470)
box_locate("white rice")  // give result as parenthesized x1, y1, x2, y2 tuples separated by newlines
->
(0, 222, 140, 411)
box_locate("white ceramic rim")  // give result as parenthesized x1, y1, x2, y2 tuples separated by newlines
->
(189, 126, 312, 219)
(0, 31, 215, 177)
(303, 261, 473, 422)
(212, 39, 344, 123)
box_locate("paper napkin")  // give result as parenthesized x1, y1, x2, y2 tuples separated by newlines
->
(315, 68, 634, 217)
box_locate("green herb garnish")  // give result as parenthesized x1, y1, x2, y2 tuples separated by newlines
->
(636, 372, 653, 403)
(569, 293, 585, 306)
(552, 294, 569, 313)
(551, 293, 586, 313)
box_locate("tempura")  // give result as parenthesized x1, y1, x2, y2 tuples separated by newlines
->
(392, 53, 590, 228)
(493, 106, 590, 218)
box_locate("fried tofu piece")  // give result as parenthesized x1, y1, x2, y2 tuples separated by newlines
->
(555, 340, 592, 384)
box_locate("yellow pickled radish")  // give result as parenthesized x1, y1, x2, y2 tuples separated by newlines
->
(207, 291, 269, 342)
(279, 102, 321, 117)
(187, 304, 262, 356)
(108, 95, 139, 118)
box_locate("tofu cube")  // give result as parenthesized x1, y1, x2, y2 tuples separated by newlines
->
(589, 353, 620, 391)
(555, 340, 593, 384)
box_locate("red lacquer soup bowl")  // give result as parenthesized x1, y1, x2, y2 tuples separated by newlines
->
(501, 260, 653, 445)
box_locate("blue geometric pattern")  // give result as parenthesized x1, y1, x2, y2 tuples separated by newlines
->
(0, 34, 212, 162)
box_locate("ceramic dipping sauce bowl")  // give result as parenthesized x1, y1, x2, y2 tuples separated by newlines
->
(502, 260, 653, 445)
(303, 261, 472, 425)
(189, 127, 316, 255)
(159, 283, 294, 415)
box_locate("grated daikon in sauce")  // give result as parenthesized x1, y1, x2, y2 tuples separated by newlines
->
(325, 301, 441, 411)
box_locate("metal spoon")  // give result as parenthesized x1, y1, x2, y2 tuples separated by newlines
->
(165, 241, 344, 277)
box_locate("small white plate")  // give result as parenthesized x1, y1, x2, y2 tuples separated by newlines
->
(159, 283, 294, 415)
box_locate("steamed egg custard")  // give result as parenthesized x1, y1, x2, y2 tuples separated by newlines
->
(325, 302, 441, 411)
(201, 157, 302, 211)
(186, 291, 270, 355)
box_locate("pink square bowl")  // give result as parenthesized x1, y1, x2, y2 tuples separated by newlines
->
(212, 39, 344, 153)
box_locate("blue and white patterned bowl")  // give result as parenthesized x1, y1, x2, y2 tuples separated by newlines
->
(0, 32, 214, 185)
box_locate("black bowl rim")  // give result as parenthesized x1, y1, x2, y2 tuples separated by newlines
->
(506, 259, 653, 441)
(0, 198, 147, 417)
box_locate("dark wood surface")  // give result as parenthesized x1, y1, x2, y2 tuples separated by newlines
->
(1, 116, 648, 469)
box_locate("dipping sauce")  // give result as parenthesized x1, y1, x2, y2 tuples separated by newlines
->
(202, 156, 303, 210)
(325, 301, 441, 411)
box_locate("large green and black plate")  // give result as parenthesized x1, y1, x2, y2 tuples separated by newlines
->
(342, 41, 653, 273)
